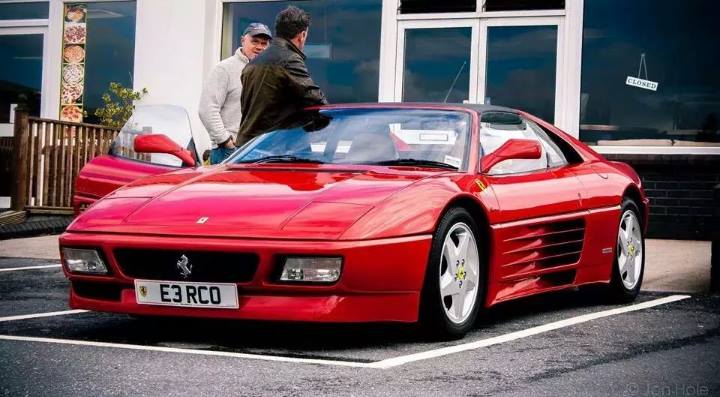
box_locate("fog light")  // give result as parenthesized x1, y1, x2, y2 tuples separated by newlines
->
(279, 257, 342, 283)
(61, 248, 108, 274)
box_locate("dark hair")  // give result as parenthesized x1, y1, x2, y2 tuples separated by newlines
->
(274, 6, 310, 40)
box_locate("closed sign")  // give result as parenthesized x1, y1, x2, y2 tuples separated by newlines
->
(626, 76, 658, 91)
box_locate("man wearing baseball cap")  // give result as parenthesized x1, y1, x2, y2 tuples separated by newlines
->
(199, 22, 272, 164)
(238, 6, 327, 146)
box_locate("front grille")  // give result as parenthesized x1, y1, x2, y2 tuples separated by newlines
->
(114, 249, 258, 283)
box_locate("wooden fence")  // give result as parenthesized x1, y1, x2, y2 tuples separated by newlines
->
(0, 137, 13, 196)
(10, 111, 120, 213)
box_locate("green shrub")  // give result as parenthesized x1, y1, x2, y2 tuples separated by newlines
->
(94, 82, 148, 128)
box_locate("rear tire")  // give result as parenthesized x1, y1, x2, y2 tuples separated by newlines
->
(608, 198, 645, 302)
(419, 207, 485, 339)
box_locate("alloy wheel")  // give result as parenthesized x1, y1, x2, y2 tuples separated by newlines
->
(439, 222, 480, 324)
(617, 210, 643, 290)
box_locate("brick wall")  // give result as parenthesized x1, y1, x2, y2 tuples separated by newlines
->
(604, 153, 720, 240)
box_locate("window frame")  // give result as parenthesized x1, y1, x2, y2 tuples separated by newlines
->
(0, 25, 50, 137)
(394, 19, 480, 104)
(379, 0, 583, 140)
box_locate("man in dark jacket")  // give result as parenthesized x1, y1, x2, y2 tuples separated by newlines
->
(237, 6, 328, 146)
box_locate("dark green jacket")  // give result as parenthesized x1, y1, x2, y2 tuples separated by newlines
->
(238, 37, 328, 145)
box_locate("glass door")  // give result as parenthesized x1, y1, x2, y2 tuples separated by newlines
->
(478, 17, 564, 123)
(395, 19, 479, 103)
(0, 27, 46, 137)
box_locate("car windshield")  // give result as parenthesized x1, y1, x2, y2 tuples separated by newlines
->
(111, 104, 196, 167)
(227, 108, 471, 170)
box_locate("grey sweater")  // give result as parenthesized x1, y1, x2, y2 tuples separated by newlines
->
(198, 48, 249, 149)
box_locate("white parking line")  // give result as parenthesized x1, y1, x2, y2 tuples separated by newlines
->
(0, 264, 62, 272)
(370, 294, 691, 369)
(0, 309, 88, 323)
(0, 294, 691, 368)
(0, 335, 375, 368)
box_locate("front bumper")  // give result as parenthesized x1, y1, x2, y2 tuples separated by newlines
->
(60, 232, 432, 323)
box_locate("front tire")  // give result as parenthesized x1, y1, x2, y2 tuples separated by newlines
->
(420, 207, 485, 338)
(609, 198, 645, 301)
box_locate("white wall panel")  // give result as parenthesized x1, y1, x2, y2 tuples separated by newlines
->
(133, 0, 211, 153)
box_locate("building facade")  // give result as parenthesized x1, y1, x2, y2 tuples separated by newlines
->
(1, 0, 718, 237)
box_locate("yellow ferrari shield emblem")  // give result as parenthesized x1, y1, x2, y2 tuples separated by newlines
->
(139, 286, 148, 297)
(456, 265, 466, 281)
(474, 179, 487, 192)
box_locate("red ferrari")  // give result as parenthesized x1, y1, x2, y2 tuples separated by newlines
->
(60, 103, 648, 337)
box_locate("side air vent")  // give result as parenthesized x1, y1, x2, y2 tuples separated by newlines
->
(499, 218, 585, 281)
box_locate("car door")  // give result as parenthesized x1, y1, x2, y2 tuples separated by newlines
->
(73, 105, 199, 213)
(529, 115, 622, 285)
(479, 112, 587, 303)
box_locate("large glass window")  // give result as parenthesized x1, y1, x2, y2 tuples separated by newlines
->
(83, 1, 137, 124)
(222, 0, 382, 104)
(580, 0, 720, 146)
(485, 25, 557, 123)
(403, 27, 471, 103)
(0, 34, 43, 123)
(0, 2, 49, 20)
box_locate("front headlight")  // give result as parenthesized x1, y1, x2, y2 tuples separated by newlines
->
(61, 248, 109, 274)
(279, 256, 342, 283)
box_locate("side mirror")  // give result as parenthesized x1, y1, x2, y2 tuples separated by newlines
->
(134, 134, 196, 167)
(480, 138, 541, 173)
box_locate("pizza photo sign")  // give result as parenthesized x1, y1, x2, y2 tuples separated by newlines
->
(59, 3, 88, 123)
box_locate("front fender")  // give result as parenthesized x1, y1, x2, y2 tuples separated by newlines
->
(339, 177, 463, 240)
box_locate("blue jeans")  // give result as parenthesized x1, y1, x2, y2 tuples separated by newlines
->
(210, 147, 236, 164)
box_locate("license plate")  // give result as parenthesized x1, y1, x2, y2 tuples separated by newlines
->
(134, 280, 239, 309)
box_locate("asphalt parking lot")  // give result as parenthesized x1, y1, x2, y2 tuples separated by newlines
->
(1, 254, 719, 396)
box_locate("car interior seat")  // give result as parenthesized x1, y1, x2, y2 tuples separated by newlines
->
(342, 131, 399, 163)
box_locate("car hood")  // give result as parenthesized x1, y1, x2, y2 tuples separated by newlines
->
(69, 165, 444, 239)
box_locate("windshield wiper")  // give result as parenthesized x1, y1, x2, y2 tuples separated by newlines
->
(238, 155, 325, 164)
(368, 159, 458, 170)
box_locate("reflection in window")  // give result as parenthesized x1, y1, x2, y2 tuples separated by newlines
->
(83, 1, 136, 124)
(0, 34, 43, 123)
(485, 26, 557, 123)
(400, 0, 475, 14)
(222, 0, 382, 104)
(403, 28, 471, 103)
(0, 2, 49, 20)
(580, 0, 720, 146)
(483, 0, 564, 12)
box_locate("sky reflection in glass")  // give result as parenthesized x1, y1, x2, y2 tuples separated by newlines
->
(581, 0, 720, 144)
(83, 1, 136, 124)
(223, 0, 382, 104)
(403, 27, 471, 103)
(485, 25, 557, 123)
(0, 34, 43, 121)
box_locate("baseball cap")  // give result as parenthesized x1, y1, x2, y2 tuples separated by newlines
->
(244, 22, 272, 39)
